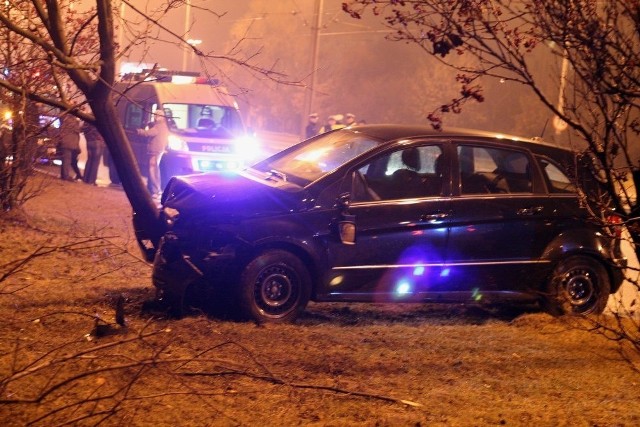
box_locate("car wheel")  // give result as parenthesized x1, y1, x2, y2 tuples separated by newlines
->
(238, 250, 311, 323)
(542, 256, 610, 316)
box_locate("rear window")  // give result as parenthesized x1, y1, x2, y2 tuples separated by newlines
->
(457, 145, 533, 194)
(538, 158, 576, 193)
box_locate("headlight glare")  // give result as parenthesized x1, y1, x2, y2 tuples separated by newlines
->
(234, 134, 261, 161)
(167, 135, 188, 151)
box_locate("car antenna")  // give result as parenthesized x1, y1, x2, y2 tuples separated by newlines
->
(539, 118, 549, 139)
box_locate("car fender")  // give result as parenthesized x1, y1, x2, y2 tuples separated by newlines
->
(541, 227, 614, 263)
(239, 216, 330, 283)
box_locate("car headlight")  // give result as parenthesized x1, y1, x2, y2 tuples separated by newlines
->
(167, 134, 189, 151)
(162, 207, 180, 226)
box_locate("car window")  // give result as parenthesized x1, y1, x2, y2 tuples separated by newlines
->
(538, 157, 576, 193)
(124, 102, 145, 129)
(351, 145, 444, 202)
(457, 145, 532, 194)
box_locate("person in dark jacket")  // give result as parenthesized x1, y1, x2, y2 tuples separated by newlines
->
(82, 121, 105, 185)
(305, 113, 319, 139)
(59, 115, 82, 182)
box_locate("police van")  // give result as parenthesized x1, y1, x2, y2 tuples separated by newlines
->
(115, 70, 258, 188)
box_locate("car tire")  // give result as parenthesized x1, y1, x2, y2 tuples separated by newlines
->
(238, 250, 311, 323)
(542, 255, 610, 316)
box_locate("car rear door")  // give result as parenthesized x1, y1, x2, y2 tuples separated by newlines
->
(444, 142, 554, 295)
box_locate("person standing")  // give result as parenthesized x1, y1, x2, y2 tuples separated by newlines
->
(0, 120, 10, 167)
(104, 149, 120, 186)
(59, 115, 82, 182)
(319, 115, 337, 133)
(82, 121, 106, 186)
(344, 113, 357, 127)
(305, 113, 319, 139)
(137, 109, 169, 197)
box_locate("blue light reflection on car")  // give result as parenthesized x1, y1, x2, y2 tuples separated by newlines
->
(395, 279, 412, 296)
(378, 244, 443, 301)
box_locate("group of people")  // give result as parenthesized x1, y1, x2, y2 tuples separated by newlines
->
(57, 115, 105, 186)
(305, 112, 361, 139)
(58, 108, 356, 197)
(57, 108, 167, 198)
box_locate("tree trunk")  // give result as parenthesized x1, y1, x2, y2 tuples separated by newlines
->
(89, 98, 164, 252)
(85, 0, 164, 258)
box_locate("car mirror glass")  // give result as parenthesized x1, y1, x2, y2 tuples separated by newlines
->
(339, 214, 356, 245)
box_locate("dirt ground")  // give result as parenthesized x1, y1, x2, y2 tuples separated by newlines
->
(1, 173, 640, 426)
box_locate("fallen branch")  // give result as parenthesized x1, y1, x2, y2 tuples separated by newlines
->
(180, 369, 423, 408)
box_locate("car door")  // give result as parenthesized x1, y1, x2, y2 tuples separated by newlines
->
(444, 143, 552, 294)
(324, 143, 453, 301)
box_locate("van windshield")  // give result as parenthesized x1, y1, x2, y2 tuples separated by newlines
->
(162, 103, 244, 138)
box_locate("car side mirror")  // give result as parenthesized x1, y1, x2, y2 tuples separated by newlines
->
(335, 193, 355, 244)
(336, 192, 350, 210)
(339, 214, 356, 245)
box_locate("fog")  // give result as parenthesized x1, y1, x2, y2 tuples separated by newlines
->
(118, 1, 563, 141)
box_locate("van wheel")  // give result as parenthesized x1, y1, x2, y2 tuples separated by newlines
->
(238, 250, 311, 323)
(542, 256, 610, 316)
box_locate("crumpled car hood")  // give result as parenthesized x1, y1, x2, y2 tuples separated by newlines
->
(161, 172, 301, 216)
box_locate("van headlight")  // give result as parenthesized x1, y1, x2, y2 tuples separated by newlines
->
(167, 135, 188, 151)
(234, 134, 261, 161)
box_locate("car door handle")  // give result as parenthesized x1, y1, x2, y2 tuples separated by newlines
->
(420, 212, 450, 222)
(517, 206, 544, 216)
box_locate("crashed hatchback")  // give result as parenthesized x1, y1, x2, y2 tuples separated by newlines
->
(139, 125, 626, 323)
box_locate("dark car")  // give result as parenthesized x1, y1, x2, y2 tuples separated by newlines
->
(140, 125, 627, 323)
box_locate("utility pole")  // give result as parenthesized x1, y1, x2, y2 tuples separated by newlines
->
(301, 0, 323, 137)
(181, 0, 192, 71)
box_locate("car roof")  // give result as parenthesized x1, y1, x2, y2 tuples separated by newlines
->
(346, 124, 573, 156)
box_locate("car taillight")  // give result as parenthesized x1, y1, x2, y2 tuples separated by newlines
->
(607, 213, 623, 239)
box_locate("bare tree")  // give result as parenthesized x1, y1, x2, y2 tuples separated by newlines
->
(342, 0, 640, 257)
(342, 0, 640, 360)
(0, 0, 291, 255)
(0, 0, 166, 254)
(0, 0, 79, 211)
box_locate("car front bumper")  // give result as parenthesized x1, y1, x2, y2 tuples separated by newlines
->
(152, 232, 237, 313)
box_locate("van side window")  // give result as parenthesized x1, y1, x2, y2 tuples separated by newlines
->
(124, 103, 144, 129)
(538, 158, 576, 193)
(457, 145, 532, 194)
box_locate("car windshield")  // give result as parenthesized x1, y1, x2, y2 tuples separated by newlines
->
(252, 130, 382, 186)
(162, 103, 244, 138)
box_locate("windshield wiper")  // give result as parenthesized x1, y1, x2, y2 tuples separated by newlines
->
(266, 169, 287, 182)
